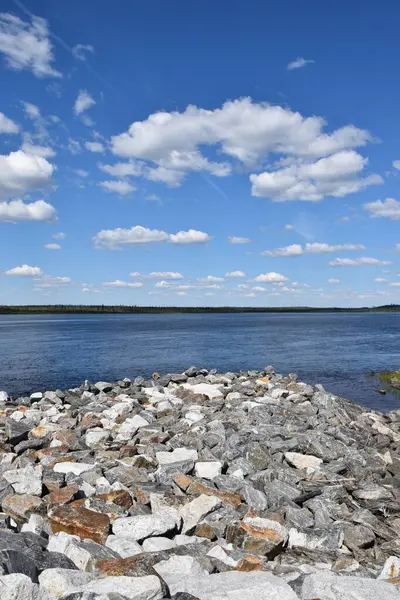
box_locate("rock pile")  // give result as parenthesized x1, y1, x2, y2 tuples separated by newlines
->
(0, 367, 399, 599)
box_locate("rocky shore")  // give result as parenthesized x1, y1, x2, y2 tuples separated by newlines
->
(0, 367, 400, 599)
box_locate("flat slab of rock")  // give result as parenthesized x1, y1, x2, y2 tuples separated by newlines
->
(0, 573, 51, 600)
(53, 462, 96, 476)
(2, 494, 43, 523)
(113, 512, 180, 541)
(156, 448, 199, 465)
(284, 452, 323, 470)
(71, 574, 163, 600)
(38, 568, 96, 597)
(49, 505, 110, 544)
(181, 383, 224, 399)
(301, 572, 400, 599)
(153, 555, 208, 596)
(180, 494, 221, 534)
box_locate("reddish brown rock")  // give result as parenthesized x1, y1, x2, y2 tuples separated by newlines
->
(194, 522, 217, 540)
(236, 555, 268, 572)
(226, 515, 288, 556)
(49, 504, 110, 544)
(172, 473, 192, 492)
(2, 493, 44, 523)
(47, 484, 79, 507)
(187, 479, 242, 507)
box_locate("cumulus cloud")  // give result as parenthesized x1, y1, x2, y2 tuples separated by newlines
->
(285, 224, 295, 230)
(0, 13, 61, 78)
(85, 141, 104, 153)
(329, 257, 391, 267)
(102, 280, 143, 288)
(328, 278, 341, 284)
(375, 277, 388, 282)
(33, 275, 72, 290)
(251, 151, 382, 202)
(74, 90, 95, 115)
(44, 243, 60, 250)
(255, 272, 288, 283)
(393, 161, 400, 170)
(20, 143, 55, 158)
(72, 44, 94, 61)
(110, 97, 374, 197)
(98, 161, 143, 177)
(287, 57, 315, 70)
(262, 244, 303, 257)
(75, 169, 88, 177)
(99, 180, 136, 195)
(225, 271, 246, 278)
(93, 225, 212, 249)
(169, 229, 211, 245)
(52, 232, 66, 240)
(228, 236, 251, 244)
(0, 198, 56, 222)
(0, 112, 19, 133)
(5, 264, 43, 276)
(364, 198, 400, 220)
(0, 150, 54, 199)
(68, 139, 82, 155)
(198, 275, 225, 283)
(130, 271, 184, 280)
(252, 286, 266, 292)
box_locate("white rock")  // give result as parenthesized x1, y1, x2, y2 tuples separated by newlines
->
(113, 512, 181, 541)
(3, 464, 43, 496)
(301, 572, 400, 600)
(21, 514, 51, 537)
(116, 415, 149, 442)
(0, 573, 51, 600)
(156, 400, 173, 413)
(95, 476, 112, 494)
(142, 537, 175, 552)
(30, 392, 43, 400)
(103, 400, 134, 421)
(105, 535, 143, 558)
(284, 452, 323, 470)
(47, 532, 95, 571)
(72, 575, 163, 600)
(0, 391, 8, 403)
(156, 447, 198, 465)
(378, 555, 400, 580)
(195, 461, 222, 480)
(53, 462, 96, 475)
(207, 545, 238, 567)
(174, 534, 209, 545)
(94, 381, 113, 392)
(180, 494, 221, 534)
(182, 571, 298, 600)
(181, 383, 224, 399)
(85, 428, 109, 448)
(185, 410, 204, 424)
(226, 392, 241, 401)
(38, 568, 96, 597)
(153, 555, 208, 596)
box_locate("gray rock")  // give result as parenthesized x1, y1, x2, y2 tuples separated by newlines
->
(153, 555, 208, 596)
(180, 494, 221, 534)
(70, 575, 163, 600)
(181, 571, 298, 599)
(301, 572, 400, 599)
(113, 512, 181, 541)
(0, 573, 51, 600)
(38, 568, 96, 598)
(105, 535, 143, 558)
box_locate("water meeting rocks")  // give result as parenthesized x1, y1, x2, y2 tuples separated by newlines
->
(0, 367, 400, 598)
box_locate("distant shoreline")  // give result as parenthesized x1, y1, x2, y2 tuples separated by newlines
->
(1, 304, 400, 314)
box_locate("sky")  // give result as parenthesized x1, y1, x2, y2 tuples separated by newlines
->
(0, 0, 400, 307)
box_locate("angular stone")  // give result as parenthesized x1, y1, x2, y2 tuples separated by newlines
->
(180, 494, 221, 534)
(228, 515, 288, 556)
(94, 381, 113, 392)
(0, 549, 38, 581)
(106, 535, 143, 558)
(194, 461, 222, 480)
(71, 575, 163, 600)
(378, 556, 400, 580)
(48, 532, 118, 571)
(113, 512, 180, 541)
(5, 420, 30, 446)
(288, 525, 344, 552)
(49, 504, 110, 544)
(2, 494, 43, 523)
(85, 428, 109, 448)
(156, 448, 198, 465)
(301, 572, 400, 600)
(180, 383, 223, 399)
(342, 523, 375, 551)
(47, 484, 80, 507)
(153, 555, 208, 596)
(181, 571, 298, 600)
(53, 462, 96, 476)
(0, 573, 51, 600)
(116, 415, 149, 442)
(284, 452, 323, 471)
(184, 478, 242, 507)
(142, 537, 175, 552)
(38, 568, 96, 598)
(3, 464, 43, 496)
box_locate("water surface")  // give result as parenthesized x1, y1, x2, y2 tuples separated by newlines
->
(1, 312, 399, 410)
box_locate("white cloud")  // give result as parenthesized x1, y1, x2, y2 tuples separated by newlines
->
(169, 229, 211, 245)
(0, 112, 19, 133)
(52, 232, 66, 240)
(44, 243, 60, 250)
(0, 150, 54, 199)
(22, 102, 40, 120)
(305, 242, 365, 253)
(0, 13, 61, 78)
(251, 150, 382, 202)
(262, 244, 303, 257)
(177, 291, 187, 296)
(244, 292, 256, 298)
(110, 98, 372, 194)
(238, 284, 249, 289)
(198, 275, 225, 283)
(85, 141, 105, 153)
(364, 198, 400, 220)
(228, 236, 251, 244)
(33, 275, 72, 290)
(102, 280, 143, 288)
(94, 225, 170, 249)
(74, 90, 95, 115)
(68, 139, 82, 155)
(72, 44, 94, 61)
(98, 161, 143, 177)
(130, 271, 184, 280)
(287, 57, 315, 70)
(75, 169, 88, 177)
(328, 278, 340, 284)
(375, 278, 388, 282)
(99, 180, 136, 195)
(252, 286, 266, 292)
(5, 264, 43, 276)
(285, 224, 294, 230)
(389, 283, 400, 288)
(20, 143, 55, 158)
(255, 272, 288, 282)
(393, 160, 400, 170)
(330, 257, 391, 267)
(225, 271, 246, 278)
(0, 198, 56, 222)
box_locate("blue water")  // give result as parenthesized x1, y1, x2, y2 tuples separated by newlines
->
(0, 312, 400, 410)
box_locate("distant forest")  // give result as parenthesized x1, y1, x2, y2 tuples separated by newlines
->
(1, 304, 400, 314)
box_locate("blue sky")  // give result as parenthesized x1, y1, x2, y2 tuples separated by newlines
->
(0, 0, 400, 307)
